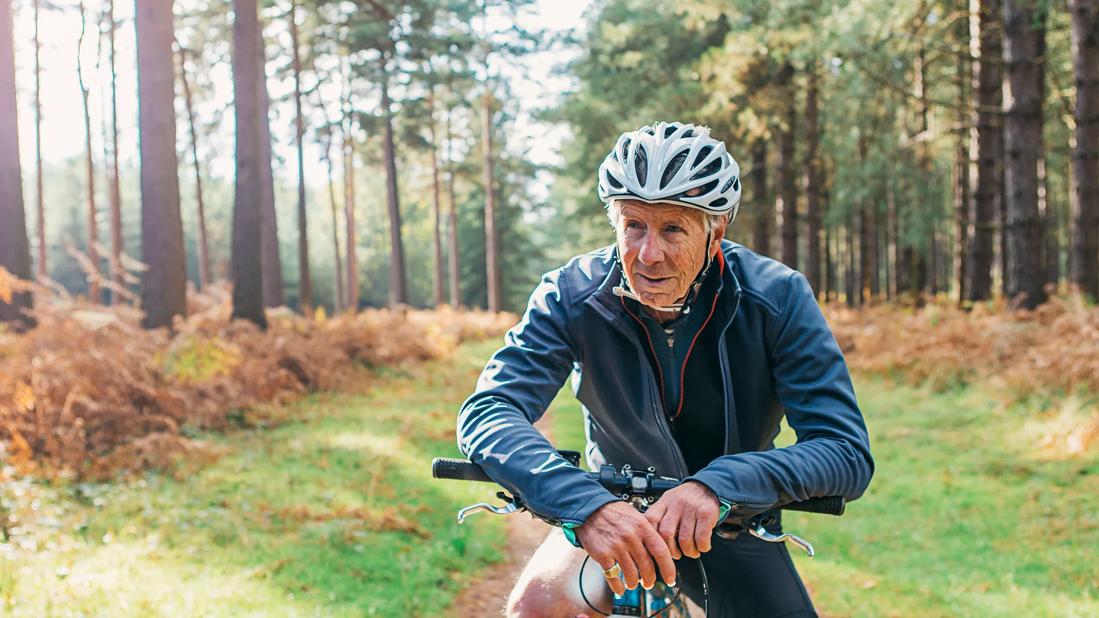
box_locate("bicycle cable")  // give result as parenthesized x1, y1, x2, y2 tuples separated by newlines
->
(577, 554, 708, 617)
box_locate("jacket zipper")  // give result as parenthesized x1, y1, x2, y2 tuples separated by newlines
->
(616, 296, 690, 479)
(717, 290, 743, 454)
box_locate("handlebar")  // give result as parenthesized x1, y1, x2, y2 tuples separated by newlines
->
(431, 454, 845, 517)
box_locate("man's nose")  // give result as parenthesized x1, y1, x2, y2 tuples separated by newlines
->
(637, 232, 664, 265)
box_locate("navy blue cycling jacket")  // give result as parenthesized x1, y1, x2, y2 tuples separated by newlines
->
(456, 240, 874, 527)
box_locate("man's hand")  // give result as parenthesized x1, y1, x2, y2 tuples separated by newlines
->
(573, 500, 677, 595)
(643, 480, 721, 560)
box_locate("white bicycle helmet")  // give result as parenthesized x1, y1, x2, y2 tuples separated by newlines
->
(598, 121, 742, 220)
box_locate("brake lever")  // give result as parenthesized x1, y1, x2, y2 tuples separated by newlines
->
(747, 525, 815, 557)
(456, 500, 521, 523)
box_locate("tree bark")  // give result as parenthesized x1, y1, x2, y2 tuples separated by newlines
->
(428, 90, 445, 307)
(1002, 0, 1047, 308)
(0, 0, 32, 325)
(778, 87, 799, 270)
(290, 0, 311, 311)
(966, 0, 1002, 302)
(78, 1, 100, 303)
(954, 2, 971, 303)
(805, 70, 822, 297)
(446, 105, 460, 307)
(136, 0, 187, 328)
(481, 89, 500, 312)
(857, 131, 872, 304)
(750, 139, 770, 256)
(230, 0, 267, 328)
(380, 59, 408, 307)
(33, 0, 45, 280)
(177, 45, 210, 291)
(106, 0, 123, 303)
(342, 63, 357, 312)
(257, 28, 284, 308)
(1070, 0, 1099, 298)
(322, 127, 343, 312)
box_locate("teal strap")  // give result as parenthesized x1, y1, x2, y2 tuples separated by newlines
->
(561, 522, 582, 548)
(717, 498, 732, 522)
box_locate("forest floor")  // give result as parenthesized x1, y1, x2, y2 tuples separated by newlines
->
(1, 339, 1097, 616)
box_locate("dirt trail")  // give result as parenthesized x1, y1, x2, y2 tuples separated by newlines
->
(445, 419, 556, 617)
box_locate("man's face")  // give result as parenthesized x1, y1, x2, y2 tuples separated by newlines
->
(615, 200, 724, 309)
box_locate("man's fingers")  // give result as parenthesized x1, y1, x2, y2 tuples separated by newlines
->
(677, 513, 700, 558)
(694, 515, 713, 554)
(627, 536, 658, 590)
(595, 554, 627, 596)
(616, 550, 642, 591)
(641, 526, 678, 586)
(656, 517, 682, 560)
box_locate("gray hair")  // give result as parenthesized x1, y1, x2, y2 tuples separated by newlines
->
(606, 200, 727, 235)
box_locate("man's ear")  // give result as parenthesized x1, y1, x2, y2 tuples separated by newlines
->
(710, 216, 728, 254)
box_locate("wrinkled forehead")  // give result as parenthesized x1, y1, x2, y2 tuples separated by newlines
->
(615, 199, 705, 226)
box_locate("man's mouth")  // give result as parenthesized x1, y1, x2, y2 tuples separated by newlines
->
(636, 273, 672, 285)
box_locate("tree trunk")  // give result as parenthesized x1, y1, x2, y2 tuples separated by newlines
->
(177, 45, 210, 291)
(106, 0, 123, 303)
(78, 1, 100, 303)
(954, 2, 971, 303)
(966, 0, 1002, 302)
(446, 105, 460, 307)
(322, 128, 343, 312)
(426, 90, 445, 306)
(342, 63, 357, 312)
(804, 70, 822, 296)
(230, 0, 267, 328)
(33, 0, 45, 280)
(482, 89, 500, 312)
(778, 90, 799, 270)
(845, 214, 857, 307)
(858, 133, 874, 305)
(0, 0, 32, 325)
(290, 0, 311, 311)
(1002, 0, 1047, 308)
(750, 139, 770, 256)
(1070, 0, 1099, 299)
(136, 0, 187, 328)
(257, 28, 284, 308)
(380, 59, 408, 307)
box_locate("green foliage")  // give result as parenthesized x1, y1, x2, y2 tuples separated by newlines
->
(0, 340, 509, 616)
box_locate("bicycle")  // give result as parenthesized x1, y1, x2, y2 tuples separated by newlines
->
(432, 450, 845, 617)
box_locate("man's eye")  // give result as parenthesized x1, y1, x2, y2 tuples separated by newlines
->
(625, 220, 644, 230)
(665, 225, 684, 234)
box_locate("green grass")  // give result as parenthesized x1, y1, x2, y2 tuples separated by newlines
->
(0, 340, 508, 617)
(549, 375, 1099, 617)
(4, 342, 1097, 617)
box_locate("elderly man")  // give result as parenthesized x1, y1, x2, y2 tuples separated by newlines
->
(456, 122, 873, 617)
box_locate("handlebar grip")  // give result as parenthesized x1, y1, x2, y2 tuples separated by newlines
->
(431, 458, 494, 483)
(782, 496, 845, 516)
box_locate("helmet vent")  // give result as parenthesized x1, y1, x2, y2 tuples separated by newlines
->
(710, 197, 728, 208)
(732, 177, 741, 192)
(721, 176, 737, 193)
(608, 174, 624, 190)
(682, 129, 695, 138)
(635, 146, 649, 185)
(686, 179, 719, 197)
(620, 138, 632, 162)
(663, 125, 677, 138)
(692, 146, 713, 168)
(691, 157, 723, 180)
(660, 151, 689, 189)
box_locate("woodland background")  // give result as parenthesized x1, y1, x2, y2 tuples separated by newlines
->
(0, 0, 1097, 615)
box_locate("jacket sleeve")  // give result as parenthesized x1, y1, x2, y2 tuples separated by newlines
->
(455, 268, 619, 525)
(686, 271, 874, 510)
